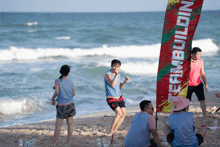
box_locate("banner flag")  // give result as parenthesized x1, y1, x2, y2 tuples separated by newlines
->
(156, 0, 204, 112)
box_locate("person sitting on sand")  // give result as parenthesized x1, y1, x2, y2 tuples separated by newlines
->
(51, 65, 76, 145)
(164, 96, 207, 147)
(216, 92, 220, 98)
(124, 100, 162, 147)
(104, 59, 130, 133)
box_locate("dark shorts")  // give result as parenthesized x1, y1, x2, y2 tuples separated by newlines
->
(56, 103, 76, 119)
(186, 82, 205, 101)
(167, 132, 204, 146)
(106, 96, 125, 111)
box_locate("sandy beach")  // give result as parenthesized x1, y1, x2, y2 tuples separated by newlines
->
(0, 91, 220, 147)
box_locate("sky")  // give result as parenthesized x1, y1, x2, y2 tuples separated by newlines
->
(0, 0, 220, 12)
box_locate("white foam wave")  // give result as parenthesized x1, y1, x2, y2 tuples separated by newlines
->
(26, 22, 38, 26)
(192, 38, 219, 54)
(0, 99, 29, 115)
(98, 61, 159, 75)
(0, 38, 218, 61)
(55, 36, 71, 40)
(0, 98, 46, 115)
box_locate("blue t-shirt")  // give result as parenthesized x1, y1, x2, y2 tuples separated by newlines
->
(124, 113, 151, 147)
(168, 111, 198, 147)
(104, 70, 122, 97)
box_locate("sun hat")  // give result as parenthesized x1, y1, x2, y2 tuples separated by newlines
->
(171, 96, 190, 111)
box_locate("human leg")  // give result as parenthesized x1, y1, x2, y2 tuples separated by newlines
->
(196, 128, 207, 146)
(65, 103, 76, 142)
(52, 118, 64, 144)
(66, 117, 74, 143)
(163, 124, 172, 137)
(110, 107, 122, 132)
(200, 100, 207, 117)
(149, 138, 159, 147)
(186, 86, 194, 111)
(113, 107, 126, 131)
(162, 124, 174, 146)
(194, 83, 206, 117)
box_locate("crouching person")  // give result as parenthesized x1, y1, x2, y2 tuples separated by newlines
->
(164, 96, 207, 147)
(124, 100, 162, 147)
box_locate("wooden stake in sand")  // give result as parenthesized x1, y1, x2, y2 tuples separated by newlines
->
(111, 133, 114, 145)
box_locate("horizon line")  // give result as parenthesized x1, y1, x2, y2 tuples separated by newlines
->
(0, 9, 219, 13)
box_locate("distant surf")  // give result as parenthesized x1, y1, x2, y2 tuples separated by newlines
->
(0, 38, 218, 62)
(26, 22, 38, 26)
(55, 36, 71, 40)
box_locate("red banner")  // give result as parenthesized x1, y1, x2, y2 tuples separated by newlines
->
(156, 0, 204, 112)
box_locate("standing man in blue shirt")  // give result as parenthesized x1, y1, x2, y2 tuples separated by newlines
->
(104, 59, 129, 132)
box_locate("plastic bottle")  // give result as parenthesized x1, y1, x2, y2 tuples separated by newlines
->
(97, 138, 101, 147)
(24, 140, 30, 147)
(24, 139, 36, 147)
(102, 138, 107, 147)
(214, 119, 218, 127)
(19, 139, 23, 147)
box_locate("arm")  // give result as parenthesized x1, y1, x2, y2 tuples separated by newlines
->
(51, 81, 59, 105)
(120, 76, 129, 89)
(216, 93, 220, 98)
(149, 115, 162, 147)
(201, 61, 208, 93)
(150, 129, 162, 147)
(105, 73, 118, 87)
(73, 84, 75, 96)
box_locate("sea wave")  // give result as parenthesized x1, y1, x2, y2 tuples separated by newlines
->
(26, 22, 38, 26)
(0, 98, 49, 115)
(0, 99, 33, 115)
(98, 61, 159, 75)
(55, 36, 71, 40)
(0, 38, 218, 61)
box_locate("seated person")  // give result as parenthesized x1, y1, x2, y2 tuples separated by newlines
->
(216, 92, 220, 98)
(164, 96, 207, 147)
(124, 100, 162, 147)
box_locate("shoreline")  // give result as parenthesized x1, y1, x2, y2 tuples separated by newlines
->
(0, 91, 220, 146)
(0, 103, 141, 129)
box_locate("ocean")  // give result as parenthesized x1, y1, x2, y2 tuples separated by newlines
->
(0, 11, 220, 127)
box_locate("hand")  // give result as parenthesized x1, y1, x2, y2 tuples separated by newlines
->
(205, 84, 209, 93)
(216, 93, 220, 98)
(125, 76, 130, 82)
(51, 99, 55, 105)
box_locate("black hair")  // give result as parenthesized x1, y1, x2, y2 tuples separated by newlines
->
(191, 47, 202, 54)
(111, 59, 121, 67)
(173, 108, 186, 113)
(139, 100, 151, 111)
(53, 65, 70, 89)
(59, 65, 70, 77)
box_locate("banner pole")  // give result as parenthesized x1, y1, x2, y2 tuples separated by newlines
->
(156, 111, 158, 130)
